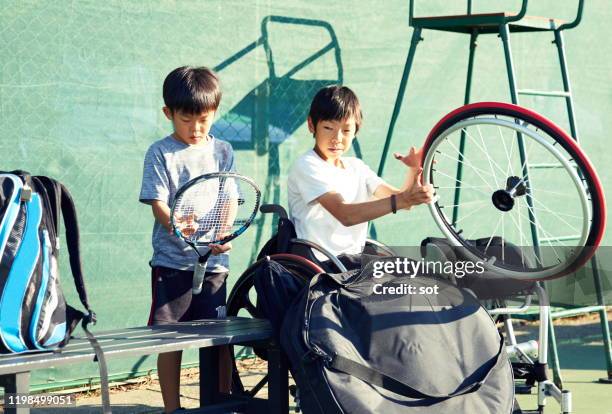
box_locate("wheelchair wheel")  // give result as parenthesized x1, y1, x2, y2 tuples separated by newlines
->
(227, 254, 323, 318)
(227, 254, 323, 396)
(422, 102, 606, 280)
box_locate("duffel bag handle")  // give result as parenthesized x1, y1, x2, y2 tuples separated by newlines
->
(327, 336, 504, 401)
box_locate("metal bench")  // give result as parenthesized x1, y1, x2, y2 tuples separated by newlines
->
(0, 317, 288, 414)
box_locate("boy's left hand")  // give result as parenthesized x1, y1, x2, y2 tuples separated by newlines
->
(393, 146, 423, 169)
(209, 242, 232, 255)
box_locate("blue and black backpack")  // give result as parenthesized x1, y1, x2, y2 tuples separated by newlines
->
(0, 171, 110, 411)
(0, 170, 96, 353)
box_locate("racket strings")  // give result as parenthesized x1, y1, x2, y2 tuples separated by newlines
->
(173, 176, 259, 244)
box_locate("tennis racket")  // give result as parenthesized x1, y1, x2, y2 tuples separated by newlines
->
(171, 172, 261, 294)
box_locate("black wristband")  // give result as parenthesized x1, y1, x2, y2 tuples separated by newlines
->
(390, 194, 397, 214)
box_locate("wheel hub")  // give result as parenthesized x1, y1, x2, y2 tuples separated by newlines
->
(492, 176, 527, 212)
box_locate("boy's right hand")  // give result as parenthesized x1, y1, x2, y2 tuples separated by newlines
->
(174, 213, 199, 237)
(397, 168, 435, 210)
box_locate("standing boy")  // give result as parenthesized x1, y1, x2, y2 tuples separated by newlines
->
(287, 85, 434, 258)
(139, 66, 233, 414)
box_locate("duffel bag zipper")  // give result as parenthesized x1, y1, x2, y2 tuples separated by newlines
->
(302, 290, 344, 412)
(304, 294, 330, 360)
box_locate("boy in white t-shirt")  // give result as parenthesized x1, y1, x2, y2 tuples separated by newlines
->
(287, 85, 434, 259)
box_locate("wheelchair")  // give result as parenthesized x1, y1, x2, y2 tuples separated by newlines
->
(226, 202, 577, 413)
(226, 204, 394, 401)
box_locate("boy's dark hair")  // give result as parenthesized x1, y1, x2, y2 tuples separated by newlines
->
(163, 66, 222, 114)
(309, 85, 362, 133)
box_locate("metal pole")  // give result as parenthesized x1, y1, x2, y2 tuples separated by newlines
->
(553, 30, 579, 142)
(267, 344, 289, 414)
(376, 27, 423, 177)
(591, 256, 612, 382)
(499, 24, 541, 255)
(500, 23, 564, 388)
(452, 30, 478, 225)
(548, 305, 564, 388)
(555, 25, 612, 383)
(0, 373, 31, 414)
(200, 347, 220, 405)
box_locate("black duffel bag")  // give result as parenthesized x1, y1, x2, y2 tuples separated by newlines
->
(280, 258, 515, 414)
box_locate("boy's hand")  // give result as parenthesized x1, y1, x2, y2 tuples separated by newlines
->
(209, 242, 232, 255)
(174, 213, 198, 237)
(393, 146, 423, 169)
(398, 168, 435, 209)
(209, 230, 232, 255)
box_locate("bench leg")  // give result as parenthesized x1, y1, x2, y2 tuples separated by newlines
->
(267, 345, 289, 414)
(200, 347, 220, 406)
(0, 372, 31, 414)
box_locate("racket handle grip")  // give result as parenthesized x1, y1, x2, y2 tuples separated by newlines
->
(192, 258, 207, 295)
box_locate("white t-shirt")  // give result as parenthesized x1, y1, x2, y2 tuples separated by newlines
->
(287, 149, 384, 257)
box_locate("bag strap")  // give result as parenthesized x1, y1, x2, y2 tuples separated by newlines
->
(58, 181, 92, 314)
(82, 318, 112, 414)
(31, 177, 91, 311)
(326, 336, 505, 401)
(37, 177, 111, 413)
(6, 170, 32, 182)
(58, 182, 111, 414)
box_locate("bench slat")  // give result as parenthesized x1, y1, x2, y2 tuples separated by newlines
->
(63, 320, 269, 353)
(0, 318, 272, 375)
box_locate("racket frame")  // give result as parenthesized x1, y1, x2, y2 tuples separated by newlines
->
(170, 172, 261, 293)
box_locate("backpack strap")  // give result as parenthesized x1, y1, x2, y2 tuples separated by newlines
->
(57, 183, 92, 313)
(34, 176, 111, 413)
(82, 317, 112, 414)
(31, 176, 90, 311)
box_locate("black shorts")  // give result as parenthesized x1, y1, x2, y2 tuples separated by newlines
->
(148, 266, 229, 326)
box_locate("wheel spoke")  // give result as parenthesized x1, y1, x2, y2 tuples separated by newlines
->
(438, 200, 488, 209)
(436, 185, 490, 189)
(438, 142, 499, 183)
(466, 226, 479, 241)
(499, 124, 516, 179)
(431, 169, 493, 197)
(436, 148, 499, 183)
(476, 125, 501, 188)
(506, 202, 528, 267)
(531, 206, 583, 220)
(484, 215, 504, 254)
(528, 188, 576, 198)
(463, 127, 508, 178)
(526, 193, 581, 235)
(518, 198, 563, 264)
(444, 136, 496, 191)
(454, 202, 490, 225)
(244, 298, 257, 316)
